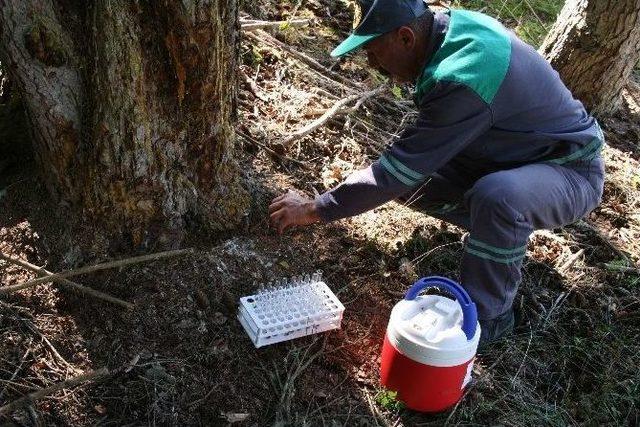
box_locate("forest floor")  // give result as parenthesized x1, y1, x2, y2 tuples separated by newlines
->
(1, 0, 640, 426)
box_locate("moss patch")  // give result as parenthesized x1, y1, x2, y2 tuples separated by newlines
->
(24, 18, 70, 66)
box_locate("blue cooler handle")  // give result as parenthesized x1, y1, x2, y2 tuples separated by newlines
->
(405, 276, 478, 341)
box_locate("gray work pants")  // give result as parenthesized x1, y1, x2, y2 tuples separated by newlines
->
(398, 157, 605, 320)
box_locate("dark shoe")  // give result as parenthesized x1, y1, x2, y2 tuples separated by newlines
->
(478, 308, 514, 351)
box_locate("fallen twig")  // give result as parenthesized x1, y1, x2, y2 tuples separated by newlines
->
(0, 254, 134, 309)
(244, 30, 362, 92)
(0, 300, 77, 373)
(558, 248, 585, 274)
(574, 220, 634, 263)
(281, 86, 387, 147)
(239, 68, 268, 102)
(0, 347, 30, 401)
(241, 18, 309, 31)
(1, 248, 192, 294)
(0, 368, 109, 416)
(602, 262, 640, 274)
(236, 130, 306, 166)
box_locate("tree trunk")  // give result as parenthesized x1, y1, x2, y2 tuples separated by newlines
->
(540, 0, 640, 116)
(0, 0, 249, 247)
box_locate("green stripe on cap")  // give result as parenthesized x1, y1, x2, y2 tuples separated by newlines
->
(331, 32, 381, 57)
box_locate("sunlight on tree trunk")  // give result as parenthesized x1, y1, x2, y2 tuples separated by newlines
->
(540, 0, 640, 116)
(0, 0, 249, 248)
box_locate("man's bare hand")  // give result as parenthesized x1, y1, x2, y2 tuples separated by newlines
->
(268, 190, 321, 234)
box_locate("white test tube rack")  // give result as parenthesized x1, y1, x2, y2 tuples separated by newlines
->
(237, 272, 345, 348)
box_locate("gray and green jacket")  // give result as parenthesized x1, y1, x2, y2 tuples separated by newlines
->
(315, 9, 604, 222)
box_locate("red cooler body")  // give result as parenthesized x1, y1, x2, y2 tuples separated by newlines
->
(380, 277, 480, 412)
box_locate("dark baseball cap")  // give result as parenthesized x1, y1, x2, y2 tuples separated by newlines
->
(331, 0, 430, 57)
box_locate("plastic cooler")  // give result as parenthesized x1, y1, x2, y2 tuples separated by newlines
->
(380, 276, 480, 412)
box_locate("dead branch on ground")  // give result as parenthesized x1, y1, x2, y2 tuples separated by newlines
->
(237, 130, 306, 166)
(0, 254, 134, 309)
(0, 368, 109, 416)
(241, 18, 310, 31)
(0, 300, 78, 373)
(1, 248, 192, 294)
(281, 86, 387, 147)
(244, 30, 362, 92)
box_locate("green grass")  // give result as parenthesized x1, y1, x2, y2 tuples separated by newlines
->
(453, 0, 564, 47)
(375, 389, 404, 412)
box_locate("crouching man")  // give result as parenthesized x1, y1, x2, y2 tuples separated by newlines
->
(269, 0, 604, 347)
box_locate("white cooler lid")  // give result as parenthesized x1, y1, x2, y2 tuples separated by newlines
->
(387, 294, 480, 367)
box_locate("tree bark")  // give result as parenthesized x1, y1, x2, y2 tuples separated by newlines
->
(0, 0, 248, 247)
(540, 0, 640, 116)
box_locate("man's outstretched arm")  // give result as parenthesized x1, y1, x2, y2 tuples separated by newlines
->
(269, 82, 493, 232)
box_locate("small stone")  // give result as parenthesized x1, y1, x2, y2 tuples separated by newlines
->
(195, 290, 210, 309)
(223, 412, 250, 423)
(144, 364, 175, 384)
(177, 319, 192, 329)
(211, 338, 230, 355)
(278, 260, 290, 269)
(198, 320, 207, 333)
(212, 312, 227, 325)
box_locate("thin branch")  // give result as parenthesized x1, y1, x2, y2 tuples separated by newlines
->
(244, 30, 363, 92)
(602, 263, 640, 274)
(0, 300, 77, 373)
(239, 68, 268, 102)
(573, 220, 634, 263)
(0, 254, 134, 309)
(1, 249, 192, 294)
(558, 248, 585, 274)
(0, 368, 109, 416)
(281, 86, 387, 147)
(236, 130, 306, 166)
(0, 347, 30, 401)
(241, 19, 309, 31)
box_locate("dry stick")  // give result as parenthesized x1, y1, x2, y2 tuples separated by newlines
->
(0, 254, 134, 310)
(236, 130, 306, 166)
(245, 26, 413, 122)
(0, 347, 30, 401)
(243, 19, 414, 124)
(558, 248, 585, 275)
(239, 68, 268, 102)
(281, 86, 387, 147)
(0, 300, 76, 373)
(2, 248, 192, 294)
(0, 368, 109, 416)
(244, 30, 362, 92)
(603, 263, 640, 274)
(574, 220, 634, 263)
(241, 19, 309, 31)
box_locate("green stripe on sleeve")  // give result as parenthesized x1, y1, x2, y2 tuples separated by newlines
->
(548, 137, 603, 165)
(385, 153, 425, 181)
(379, 155, 419, 186)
